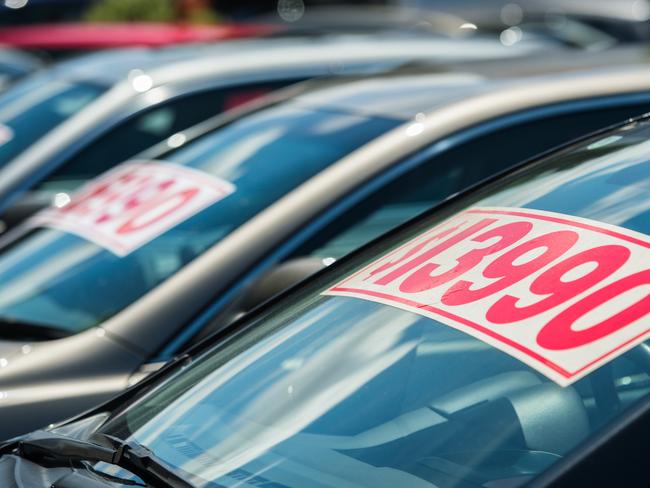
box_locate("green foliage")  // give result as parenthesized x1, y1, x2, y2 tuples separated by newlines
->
(84, 0, 176, 23)
(84, 0, 222, 23)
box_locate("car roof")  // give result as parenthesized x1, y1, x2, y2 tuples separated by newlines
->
(47, 33, 546, 87)
(287, 45, 650, 121)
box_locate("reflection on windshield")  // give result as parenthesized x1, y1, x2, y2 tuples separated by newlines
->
(0, 106, 398, 332)
(99, 120, 650, 488)
(137, 302, 421, 482)
(103, 296, 588, 488)
(0, 75, 105, 166)
(0, 232, 101, 327)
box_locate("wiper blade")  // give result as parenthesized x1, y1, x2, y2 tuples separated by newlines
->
(8, 430, 192, 488)
(0, 317, 69, 341)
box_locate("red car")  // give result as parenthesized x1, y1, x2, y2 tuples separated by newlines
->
(0, 22, 278, 57)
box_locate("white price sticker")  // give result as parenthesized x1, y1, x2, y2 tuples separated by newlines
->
(325, 207, 650, 386)
(31, 161, 235, 256)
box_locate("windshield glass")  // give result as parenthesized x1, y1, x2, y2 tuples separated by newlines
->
(0, 104, 398, 333)
(0, 74, 105, 166)
(99, 120, 650, 487)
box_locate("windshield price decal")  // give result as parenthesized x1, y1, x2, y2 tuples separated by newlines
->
(324, 207, 650, 386)
(31, 161, 235, 256)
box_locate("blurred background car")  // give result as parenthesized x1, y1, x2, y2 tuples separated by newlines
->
(0, 22, 279, 60)
(399, 0, 650, 41)
(0, 32, 545, 233)
(2, 112, 650, 487)
(1, 52, 650, 438)
(3, 1, 650, 59)
(258, 4, 618, 50)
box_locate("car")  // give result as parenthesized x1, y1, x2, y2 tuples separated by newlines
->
(0, 32, 541, 231)
(261, 3, 641, 50)
(395, 0, 650, 46)
(1, 112, 649, 487)
(0, 22, 279, 59)
(1, 51, 650, 439)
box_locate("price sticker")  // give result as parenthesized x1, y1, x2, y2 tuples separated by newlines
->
(32, 161, 235, 256)
(325, 207, 650, 386)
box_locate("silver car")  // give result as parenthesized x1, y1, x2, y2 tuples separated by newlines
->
(0, 33, 541, 229)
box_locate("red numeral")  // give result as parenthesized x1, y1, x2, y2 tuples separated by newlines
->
(117, 188, 199, 234)
(365, 220, 465, 282)
(371, 218, 497, 286)
(536, 269, 650, 350)
(487, 244, 630, 323)
(400, 221, 533, 294)
(441, 230, 578, 306)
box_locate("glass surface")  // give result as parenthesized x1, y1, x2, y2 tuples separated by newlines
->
(293, 103, 650, 260)
(0, 75, 105, 166)
(99, 120, 650, 488)
(0, 105, 398, 333)
(39, 80, 298, 190)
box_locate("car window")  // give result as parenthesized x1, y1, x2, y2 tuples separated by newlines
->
(37, 80, 301, 193)
(97, 120, 650, 488)
(292, 103, 650, 260)
(0, 105, 399, 334)
(0, 75, 105, 167)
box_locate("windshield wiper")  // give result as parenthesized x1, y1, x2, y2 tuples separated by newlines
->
(5, 430, 192, 488)
(0, 317, 70, 341)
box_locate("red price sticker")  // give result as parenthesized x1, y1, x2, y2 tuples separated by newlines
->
(31, 161, 235, 256)
(324, 207, 650, 386)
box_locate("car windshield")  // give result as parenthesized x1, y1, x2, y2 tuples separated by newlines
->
(0, 104, 398, 333)
(98, 120, 650, 487)
(0, 74, 105, 166)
